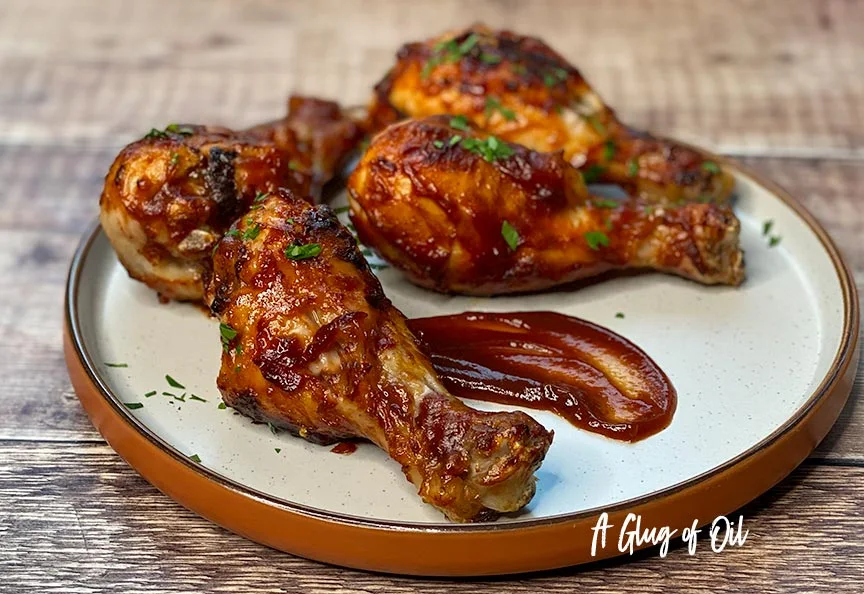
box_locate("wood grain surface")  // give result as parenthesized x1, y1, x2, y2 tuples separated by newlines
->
(0, 0, 861, 592)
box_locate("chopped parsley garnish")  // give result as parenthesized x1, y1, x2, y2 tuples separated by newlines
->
(224, 228, 240, 239)
(170, 152, 180, 166)
(582, 164, 606, 184)
(220, 323, 238, 353)
(165, 124, 194, 135)
(165, 374, 185, 389)
(615, 312, 625, 319)
(584, 230, 610, 250)
(432, 139, 445, 149)
(144, 391, 157, 398)
(479, 52, 501, 64)
(593, 198, 619, 208)
(275, 448, 281, 453)
(175, 393, 187, 402)
(284, 243, 322, 260)
(768, 235, 782, 247)
(268, 422, 279, 435)
(511, 63, 528, 75)
(332, 205, 351, 215)
(542, 67, 568, 87)
(422, 33, 481, 78)
(449, 115, 470, 131)
(448, 134, 462, 146)
(253, 191, 270, 203)
(603, 141, 616, 162)
(189, 394, 207, 402)
(461, 135, 513, 162)
(123, 402, 144, 410)
(762, 220, 774, 236)
(242, 221, 261, 241)
(144, 128, 168, 140)
(484, 96, 516, 121)
(188, 454, 201, 463)
(218, 402, 227, 410)
(104, 362, 128, 368)
(501, 221, 520, 251)
(585, 115, 606, 135)
(702, 161, 721, 174)
(627, 159, 639, 177)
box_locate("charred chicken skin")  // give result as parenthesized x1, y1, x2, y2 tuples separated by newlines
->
(348, 116, 744, 295)
(205, 190, 553, 521)
(367, 24, 735, 205)
(100, 96, 361, 302)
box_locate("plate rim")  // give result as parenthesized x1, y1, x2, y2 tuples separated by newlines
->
(64, 154, 860, 575)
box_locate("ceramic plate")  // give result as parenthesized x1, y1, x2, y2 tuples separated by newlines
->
(65, 155, 859, 576)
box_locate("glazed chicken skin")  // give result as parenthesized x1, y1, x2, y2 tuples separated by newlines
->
(245, 95, 363, 196)
(348, 116, 744, 295)
(205, 190, 553, 521)
(100, 96, 362, 302)
(368, 24, 735, 205)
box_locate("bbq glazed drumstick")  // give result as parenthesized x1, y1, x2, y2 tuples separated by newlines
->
(367, 24, 735, 205)
(348, 116, 744, 295)
(100, 96, 362, 302)
(205, 190, 553, 522)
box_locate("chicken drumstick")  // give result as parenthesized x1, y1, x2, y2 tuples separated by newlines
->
(206, 190, 553, 521)
(348, 116, 744, 295)
(100, 96, 361, 301)
(368, 24, 735, 205)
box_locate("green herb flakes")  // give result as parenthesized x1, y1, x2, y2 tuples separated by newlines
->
(165, 374, 185, 389)
(449, 115, 470, 131)
(284, 243, 322, 260)
(584, 230, 610, 250)
(701, 161, 721, 174)
(484, 96, 516, 121)
(582, 165, 606, 184)
(461, 135, 513, 162)
(124, 402, 144, 410)
(242, 221, 261, 241)
(501, 221, 520, 251)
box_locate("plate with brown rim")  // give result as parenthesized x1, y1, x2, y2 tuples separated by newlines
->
(64, 154, 859, 576)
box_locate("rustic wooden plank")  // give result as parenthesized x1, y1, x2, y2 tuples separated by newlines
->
(0, 444, 861, 592)
(1, 0, 863, 155)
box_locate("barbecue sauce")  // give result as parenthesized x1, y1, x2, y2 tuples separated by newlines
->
(407, 311, 676, 442)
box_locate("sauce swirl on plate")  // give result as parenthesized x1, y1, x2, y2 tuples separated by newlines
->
(408, 311, 676, 442)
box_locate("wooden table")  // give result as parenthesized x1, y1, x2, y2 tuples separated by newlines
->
(1, 1, 862, 591)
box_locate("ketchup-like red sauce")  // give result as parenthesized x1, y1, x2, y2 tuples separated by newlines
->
(407, 312, 676, 442)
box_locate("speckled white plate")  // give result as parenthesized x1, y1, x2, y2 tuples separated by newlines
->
(65, 158, 858, 575)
